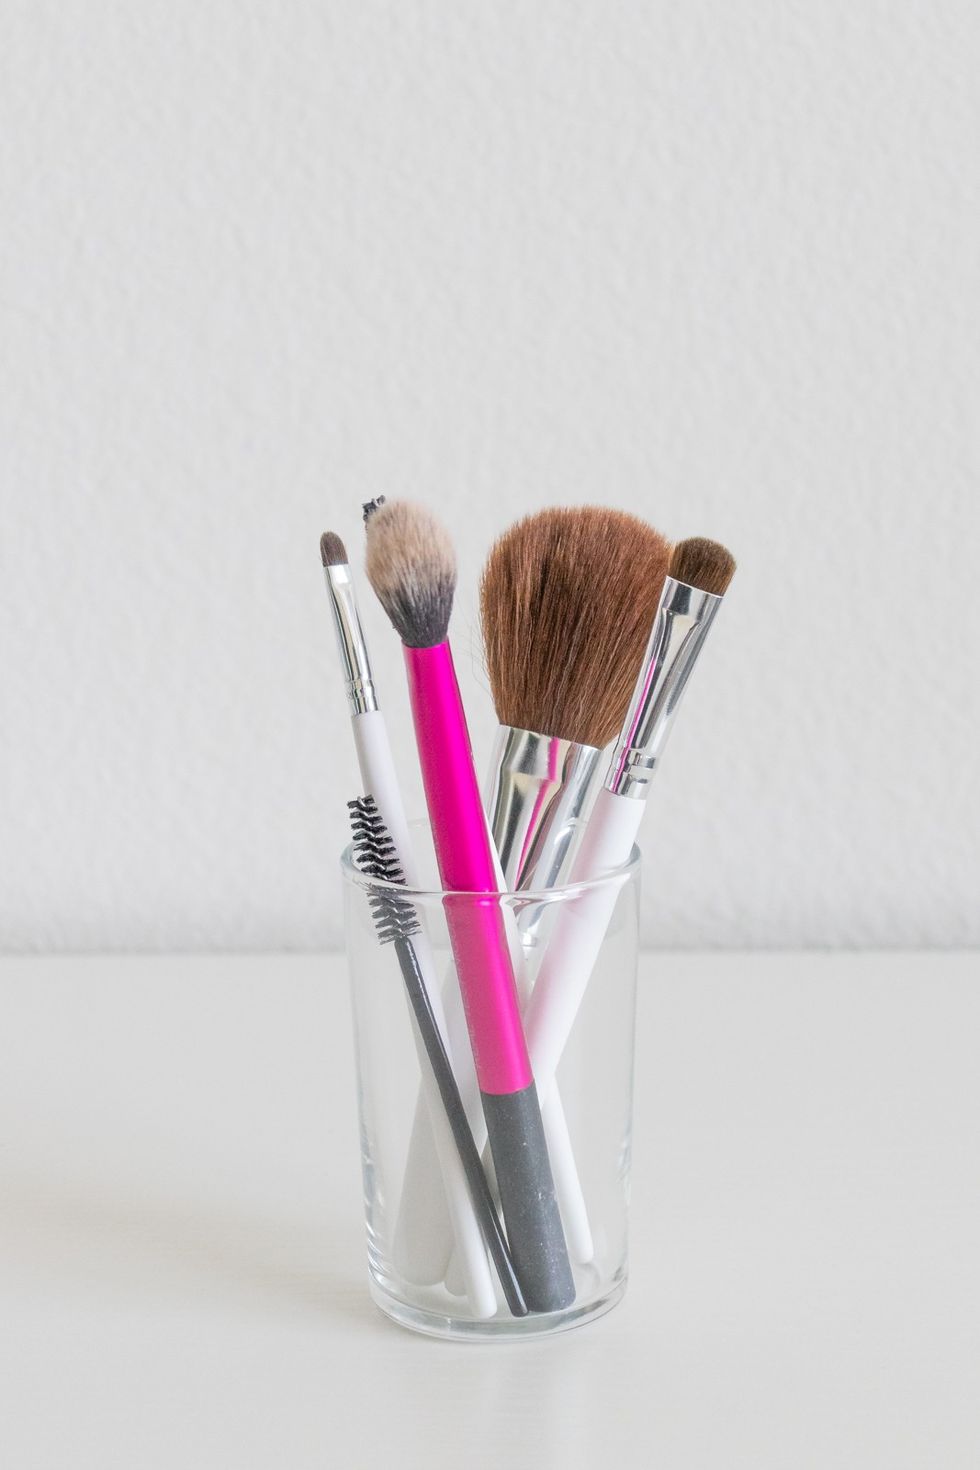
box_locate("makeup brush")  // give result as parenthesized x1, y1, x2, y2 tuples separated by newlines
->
(364, 497, 575, 1314)
(348, 797, 526, 1317)
(460, 508, 671, 1268)
(523, 537, 737, 1094)
(423, 508, 671, 1292)
(481, 506, 672, 898)
(321, 531, 497, 1315)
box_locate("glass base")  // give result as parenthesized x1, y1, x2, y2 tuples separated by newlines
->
(368, 1272, 628, 1343)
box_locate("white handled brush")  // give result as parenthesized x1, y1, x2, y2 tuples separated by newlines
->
(524, 538, 737, 1095)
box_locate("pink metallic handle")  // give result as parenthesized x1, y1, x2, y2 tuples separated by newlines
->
(404, 643, 532, 1096)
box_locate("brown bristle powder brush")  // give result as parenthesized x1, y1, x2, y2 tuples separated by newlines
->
(480, 507, 671, 895)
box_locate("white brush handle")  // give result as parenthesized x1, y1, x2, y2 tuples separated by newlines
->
(524, 786, 644, 1099)
(352, 710, 496, 1317)
(352, 712, 416, 885)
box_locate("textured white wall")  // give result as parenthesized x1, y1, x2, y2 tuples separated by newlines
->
(2, 2, 978, 951)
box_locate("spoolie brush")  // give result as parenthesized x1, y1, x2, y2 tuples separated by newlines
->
(523, 534, 737, 1099)
(480, 506, 671, 895)
(348, 797, 527, 1318)
(364, 497, 575, 1313)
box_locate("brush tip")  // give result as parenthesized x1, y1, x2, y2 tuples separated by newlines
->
(669, 537, 736, 597)
(362, 496, 387, 523)
(364, 499, 456, 648)
(320, 531, 348, 567)
(480, 506, 672, 747)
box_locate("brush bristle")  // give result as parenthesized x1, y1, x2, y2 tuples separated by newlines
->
(669, 537, 736, 597)
(320, 531, 347, 567)
(348, 797, 420, 945)
(363, 499, 457, 648)
(480, 507, 671, 748)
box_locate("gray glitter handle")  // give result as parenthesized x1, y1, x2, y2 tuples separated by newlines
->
(481, 1084, 576, 1313)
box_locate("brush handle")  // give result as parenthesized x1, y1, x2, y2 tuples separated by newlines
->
(523, 786, 644, 1097)
(479, 850, 593, 1264)
(351, 709, 496, 1315)
(405, 642, 575, 1312)
(352, 711, 415, 880)
(404, 646, 531, 1093)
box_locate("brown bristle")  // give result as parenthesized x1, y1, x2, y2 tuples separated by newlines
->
(669, 537, 736, 597)
(480, 507, 671, 748)
(364, 499, 457, 648)
(320, 531, 347, 567)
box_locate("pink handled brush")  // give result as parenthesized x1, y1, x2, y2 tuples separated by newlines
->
(364, 498, 574, 1314)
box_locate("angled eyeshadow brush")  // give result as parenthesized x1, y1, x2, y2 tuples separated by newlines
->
(480, 505, 671, 899)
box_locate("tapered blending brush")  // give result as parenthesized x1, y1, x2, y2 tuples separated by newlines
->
(523, 537, 736, 1095)
(364, 498, 576, 1313)
(348, 797, 526, 1317)
(481, 507, 672, 895)
(320, 531, 499, 1316)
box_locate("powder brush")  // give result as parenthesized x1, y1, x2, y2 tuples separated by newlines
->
(481, 506, 671, 897)
(364, 497, 575, 1314)
(452, 506, 670, 1275)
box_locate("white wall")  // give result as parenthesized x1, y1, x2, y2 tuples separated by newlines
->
(2, 2, 978, 951)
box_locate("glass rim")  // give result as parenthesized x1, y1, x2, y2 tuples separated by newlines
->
(340, 839, 640, 903)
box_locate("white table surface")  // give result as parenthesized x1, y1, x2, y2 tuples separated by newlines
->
(1, 952, 977, 1469)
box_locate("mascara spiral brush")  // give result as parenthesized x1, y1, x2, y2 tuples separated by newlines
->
(524, 537, 737, 1094)
(364, 497, 575, 1313)
(321, 530, 499, 1315)
(348, 797, 527, 1318)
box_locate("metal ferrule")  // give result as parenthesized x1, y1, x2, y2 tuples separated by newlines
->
(323, 562, 378, 716)
(605, 577, 723, 800)
(485, 727, 603, 891)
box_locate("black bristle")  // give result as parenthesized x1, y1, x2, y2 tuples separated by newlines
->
(362, 496, 387, 523)
(348, 796, 420, 944)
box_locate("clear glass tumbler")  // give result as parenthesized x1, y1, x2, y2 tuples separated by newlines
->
(340, 821, 640, 1341)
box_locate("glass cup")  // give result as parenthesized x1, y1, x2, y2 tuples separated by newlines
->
(340, 821, 640, 1341)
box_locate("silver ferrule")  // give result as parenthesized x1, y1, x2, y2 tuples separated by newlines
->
(323, 562, 379, 716)
(485, 726, 603, 891)
(605, 577, 723, 800)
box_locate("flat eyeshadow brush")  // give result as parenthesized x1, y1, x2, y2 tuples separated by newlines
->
(480, 505, 671, 902)
(348, 797, 527, 1318)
